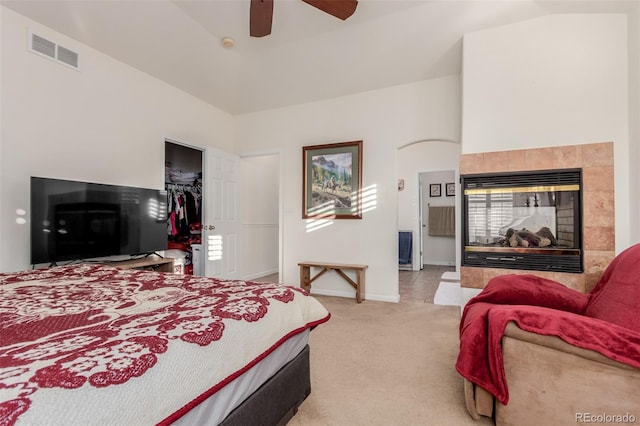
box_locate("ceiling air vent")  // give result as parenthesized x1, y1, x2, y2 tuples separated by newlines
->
(29, 32, 80, 70)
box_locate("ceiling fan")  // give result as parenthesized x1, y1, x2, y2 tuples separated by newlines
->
(250, 0, 358, 37)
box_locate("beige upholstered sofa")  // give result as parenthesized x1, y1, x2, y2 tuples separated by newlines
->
(464, 323, 640, 425)
(458, 244, 640, 425)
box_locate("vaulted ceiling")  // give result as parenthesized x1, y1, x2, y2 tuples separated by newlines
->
(2, 0, 637, 115)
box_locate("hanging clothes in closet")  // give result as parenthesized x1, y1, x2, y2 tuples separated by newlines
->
(165, 151, 204, 275)
(166, 183, 202, 243)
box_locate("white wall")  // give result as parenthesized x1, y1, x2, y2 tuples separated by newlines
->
(397, 141, 460, 270)
(462, 13, 634, 251)
(630, 6, 640, 244)
(241, 154, 279, 280)
(0, 5, 4, 272)
(234, 76, 462, 302)
(6, 7, 635, 290)
(0, 7, 234, 272)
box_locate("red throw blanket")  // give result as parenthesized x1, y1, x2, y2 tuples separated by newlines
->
(455, 274, 640, 405)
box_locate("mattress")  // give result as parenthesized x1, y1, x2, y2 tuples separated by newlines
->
(173, 329, 310, 425)
(0, 264, 330, 425)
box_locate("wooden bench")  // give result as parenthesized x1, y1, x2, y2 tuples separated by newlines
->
(298, 261, 368, 303)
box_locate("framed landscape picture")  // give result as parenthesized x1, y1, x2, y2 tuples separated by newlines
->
(303, 140, 363, 219)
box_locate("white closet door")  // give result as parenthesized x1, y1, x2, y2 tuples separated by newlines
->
(203, 147, 242, 279)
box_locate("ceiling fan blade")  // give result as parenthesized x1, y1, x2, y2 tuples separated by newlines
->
(301, 0, 358, 20)
(250, 0, 274, 37)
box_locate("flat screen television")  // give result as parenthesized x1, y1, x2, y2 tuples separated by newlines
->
(31, 177, 168, 265)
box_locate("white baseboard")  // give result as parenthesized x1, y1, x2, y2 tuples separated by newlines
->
(308, 288, 400, 303)
(423, 261, 455, 267)
(243, 268, 279, 281)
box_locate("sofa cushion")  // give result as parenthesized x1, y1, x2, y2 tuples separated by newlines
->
(584, 243, 640, 332)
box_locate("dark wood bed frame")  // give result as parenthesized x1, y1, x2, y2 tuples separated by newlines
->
(218, 345, 311, 426)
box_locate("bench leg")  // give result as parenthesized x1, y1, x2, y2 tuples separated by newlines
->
(356, 269, 365, 303)
(300, 266, 311, 292)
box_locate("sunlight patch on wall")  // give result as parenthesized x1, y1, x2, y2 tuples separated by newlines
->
(360, 184, 377, 213)
(305, 184, 378, 231)
(207, 234, 223, 261)
(305, 200, 335, 232)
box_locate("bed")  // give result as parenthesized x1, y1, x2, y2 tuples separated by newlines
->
(0, 264, 330, 425)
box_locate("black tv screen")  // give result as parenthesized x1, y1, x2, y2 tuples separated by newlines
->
(31, 177, 168, 265)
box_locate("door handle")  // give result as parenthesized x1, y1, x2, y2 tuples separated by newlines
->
(203, 225, 216, 231)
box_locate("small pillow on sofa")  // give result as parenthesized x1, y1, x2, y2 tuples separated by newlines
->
(584, 243, 640, 332)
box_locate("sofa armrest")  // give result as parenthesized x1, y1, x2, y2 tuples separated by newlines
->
(495, 322, 640, 426)
(503, 322, 640, 371)
(464, 321, 640, 423)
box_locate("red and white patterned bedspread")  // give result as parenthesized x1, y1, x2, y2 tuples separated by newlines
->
(0, 264, 330, 425)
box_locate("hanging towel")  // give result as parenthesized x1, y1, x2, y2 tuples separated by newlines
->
(399, 231, 413, 265)
(429, 206, 455, 236)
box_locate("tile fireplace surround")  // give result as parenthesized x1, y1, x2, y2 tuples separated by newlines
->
(459, 141, 614, 293)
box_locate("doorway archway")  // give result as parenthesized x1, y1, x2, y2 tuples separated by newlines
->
(397, 139, 460, 272)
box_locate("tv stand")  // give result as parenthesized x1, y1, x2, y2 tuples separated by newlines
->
(111, 255, 174, 273)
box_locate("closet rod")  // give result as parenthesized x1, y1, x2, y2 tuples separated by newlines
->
(165, 183, 201, 192)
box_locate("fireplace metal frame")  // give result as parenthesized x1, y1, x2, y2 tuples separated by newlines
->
(461, 168, 583, 273)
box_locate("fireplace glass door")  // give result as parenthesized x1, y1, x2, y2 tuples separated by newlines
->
(461, 169, 583, 273)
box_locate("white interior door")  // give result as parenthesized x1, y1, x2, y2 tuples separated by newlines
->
(203, 147, 242, 279)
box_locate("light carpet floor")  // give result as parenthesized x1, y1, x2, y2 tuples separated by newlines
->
(288, 295, 494, 426)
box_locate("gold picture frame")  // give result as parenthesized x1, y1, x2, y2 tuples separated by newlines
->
(302, 140, 363, 219)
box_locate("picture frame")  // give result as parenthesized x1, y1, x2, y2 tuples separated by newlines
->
(429, 183, 441, 197)
(446, 182, 456, 197)
(303, 140, 363, 219)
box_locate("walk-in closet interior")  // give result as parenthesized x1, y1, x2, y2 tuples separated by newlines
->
(165, 141, 203, 275)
